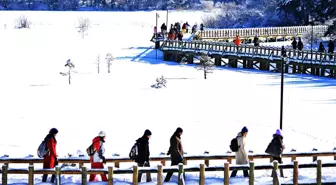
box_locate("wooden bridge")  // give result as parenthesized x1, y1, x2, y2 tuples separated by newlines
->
(195, 25, 328, 41)
(159, 40, 336, 77)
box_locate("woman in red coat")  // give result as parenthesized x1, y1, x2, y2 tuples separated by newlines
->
(42, 128, 58, 183)
(89, 131, 107, 182)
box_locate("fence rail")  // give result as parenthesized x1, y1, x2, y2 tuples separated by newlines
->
(1, 159, 335, 185)
(196, 25, 329, 40)
(160, 40, 336, 65)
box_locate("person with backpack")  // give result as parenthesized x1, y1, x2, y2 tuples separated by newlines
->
(164, 127, 184, 182)
(230, 126, 249, 178)
(89, 131, 107, 182)
(135, 129, 152, 182)
(42, 128, 58, 183)
(265, 129, 285, 177)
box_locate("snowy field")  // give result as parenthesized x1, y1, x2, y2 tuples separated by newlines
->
(1, 11, 336, 185)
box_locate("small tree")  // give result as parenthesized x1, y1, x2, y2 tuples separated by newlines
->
(196, 54, 215, 79)
(60, 59, 75, 85)
(77, 17, 90, 38)
(15, 16, 31, 29)
(151, 76, 167, 88)
(96, 55, 100, 74)
(105, 53, 114, 73)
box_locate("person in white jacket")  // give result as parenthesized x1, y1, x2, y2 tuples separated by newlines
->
(230, 126, 249, 178)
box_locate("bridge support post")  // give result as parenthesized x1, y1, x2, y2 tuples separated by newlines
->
(285, 64, 289, 73)
(259, 62, 264, 70)
(243, 60, 247, 68)
(316, 67, 320, 76)
(302, 65, 307, 74)
(228, 59, 237, 68)
(292, 64, 297, 73)
(265, 62, 270, 71)
(214, 56, 221, 66)
(248, 60, 253, 69)
(321, 67, 325, 77)
(163, 52, 174, 61)
(187, 55, 194, 64)
(311, 67, 316, 75)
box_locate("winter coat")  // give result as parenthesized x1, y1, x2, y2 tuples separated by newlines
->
(328, 41, 335, 53)
(298, 40, 303, 50)
(90, 137, 105, 163)
(43, 134, 57, 168)
(135, 136, 150, 165)
(265, 134, 285, 158)
(253, 37, 259, 46)
(234, 36, 241, 46)
(318, 43, 325, 53)
(292, 40, 297, 50)
(235, 132, 248, 165)
(177, 33, 183, 41)
(167, 132, 183, 163)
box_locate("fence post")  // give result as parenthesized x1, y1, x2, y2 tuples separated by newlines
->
(133, 165, 138, 185)
(178, 163, 184, 185)
(199, 164, 205, 185)
(108, 166, 113, 185)
(55, 166, 61, 185)
(224, 162, 230, 185)
(81, 166, 87, 185)
(157, 164, 163, 185)
(2, 165, 8, 185)
(28, 165, 34, 185)
(249, 161, 254, 185)
(316, 159, 322, 185)
(293, 160, 298, 185)
(272, 161, 279, 185)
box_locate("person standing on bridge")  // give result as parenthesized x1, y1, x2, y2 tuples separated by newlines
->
(230, 127, 249, 178)
(253, 36, 259, 47)
(234, 35, 241, 46)
(265, 129, 285, 178)
(318, 42, 326, 53)
(328, 40, 334, 59)
(292, 38, 297, 50)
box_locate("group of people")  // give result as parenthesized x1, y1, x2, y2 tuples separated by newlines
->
(41, 126, 285, 182)
(151, 22, 205, 41)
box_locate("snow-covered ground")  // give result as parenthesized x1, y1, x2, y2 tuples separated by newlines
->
(1, 11, 336, 185)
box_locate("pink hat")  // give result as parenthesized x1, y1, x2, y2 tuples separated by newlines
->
(275, 129, 282, 136)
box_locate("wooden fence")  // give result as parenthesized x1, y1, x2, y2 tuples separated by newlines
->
(196, 25, 329, 40)
(1, 149, 336, 185)
(1, 159, 335, 185)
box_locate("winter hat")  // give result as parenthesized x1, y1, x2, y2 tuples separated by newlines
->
(176, 127, 183, 133)
(49, 128, 58, 134)
(98, 131, 106, 137)
(275, 129, 282, 136)
(144, 129, 152, 136)
(241, 126, 248, 133)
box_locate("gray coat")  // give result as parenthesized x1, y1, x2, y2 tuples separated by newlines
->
(235, 132, 248, 164)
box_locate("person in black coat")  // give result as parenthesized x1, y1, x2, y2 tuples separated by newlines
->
(318, 42, 325, 53)
(328, 40, 335, 60)
(298, 37, 303, 51)
(135, 129, 152, 182)
(164, 127, 184, 182)
(292, 38, 297, 50)
(253, 36, 259, 46)
(265, 129, 285, 177)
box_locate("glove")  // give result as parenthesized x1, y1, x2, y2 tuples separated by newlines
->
(101, 156, 106, 164)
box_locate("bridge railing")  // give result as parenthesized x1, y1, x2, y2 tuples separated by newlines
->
(161, 40, 336, 64)
(196, 25, 328, 39)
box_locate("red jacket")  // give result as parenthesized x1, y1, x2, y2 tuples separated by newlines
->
(43, 136, 57, 168)
(90, 137, 105, 163)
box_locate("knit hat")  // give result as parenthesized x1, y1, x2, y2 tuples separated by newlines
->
(176, 127, 183, 133)
(241, 126, 248, 133)
(144, 129, 152, 136)
(275, 129, 282, 136)
(49, 128, 58, 134)
(98, 131, 106, 137)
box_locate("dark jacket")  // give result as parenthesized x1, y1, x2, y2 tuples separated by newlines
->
(135, 136, 150, 164)
(298, 40, 303, 50)
(167, 132, 183, 163)
(328, 40, 335, 53)
(292, 39, 297, 49)
(265, 134, 284, 158)
(318, 43, 325, 53)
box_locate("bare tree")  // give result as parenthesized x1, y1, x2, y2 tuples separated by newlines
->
(105, 53, 114, 73)
(15, 16, 31, 29)
(76, 17, 90, 38)
(151, 76, 167, 88)
(196, 54, 215, 79)
(96, 54, 100, 74)
(60, 59, 75, 85)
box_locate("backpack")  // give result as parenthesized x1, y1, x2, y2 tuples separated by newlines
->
(37, 140, 49, 158)
(129, 142, 139, 160)
(86, 144, 96, 156)
(230, 137, 239, 152)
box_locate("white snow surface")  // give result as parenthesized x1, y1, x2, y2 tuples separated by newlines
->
(1, 11, 336, 184)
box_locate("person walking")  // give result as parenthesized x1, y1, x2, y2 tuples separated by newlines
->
(135, 129, 152, 182)
(89, 131, 107, 182)
(230, 126, 249, 178)
(265, 129, 285, 177)
(164, 127, 184, 182)
(328, 39, 334, 60)
(42, 128, 59, 183)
